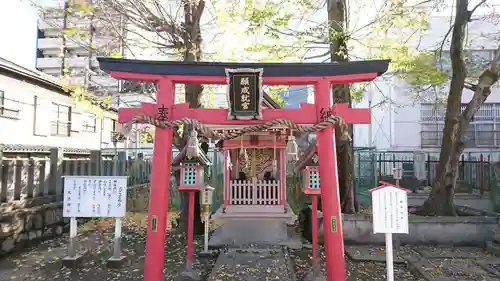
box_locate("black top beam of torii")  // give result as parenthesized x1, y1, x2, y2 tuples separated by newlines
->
(97, 58, 390, 78)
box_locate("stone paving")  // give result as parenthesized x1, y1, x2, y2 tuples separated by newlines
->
(207, 247, 295, 281)
(346, 245, 500, 280)
(345, 245, 416, 263)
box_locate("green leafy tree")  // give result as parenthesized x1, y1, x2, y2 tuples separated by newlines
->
(225, 0, 448, 213)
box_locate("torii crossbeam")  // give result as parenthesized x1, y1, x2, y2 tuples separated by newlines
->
(98, 57, 390, 281)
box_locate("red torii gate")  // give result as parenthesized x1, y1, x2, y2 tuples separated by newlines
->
(98, 58, 390, 281)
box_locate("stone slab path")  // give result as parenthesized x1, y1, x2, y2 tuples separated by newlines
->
(408, 246, 500, 281)
(340, 245, 500, 281)
(207, 247, 295, 281)
(345, 245, 417, 264)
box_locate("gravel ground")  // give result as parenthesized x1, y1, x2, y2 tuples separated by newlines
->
(1, 212, 497, 281)
(0, 212, 216, 281)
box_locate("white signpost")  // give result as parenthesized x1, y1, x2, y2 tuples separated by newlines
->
(62, 176, 128, 267)
(369, 173, 409, 281)
(413, 152, 426, 181)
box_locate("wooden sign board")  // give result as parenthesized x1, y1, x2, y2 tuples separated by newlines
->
(371, 185, 409, 234)
(226, 68, 263, 120)
(62, 176, 128, 218)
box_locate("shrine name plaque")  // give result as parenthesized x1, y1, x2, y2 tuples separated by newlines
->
(226, 68, 264, 120)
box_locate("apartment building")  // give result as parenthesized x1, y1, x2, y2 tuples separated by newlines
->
(36, 0, 122, 95)
(0, 57, 119, 150)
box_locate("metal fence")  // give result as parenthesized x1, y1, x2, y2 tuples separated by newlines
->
(117, 146, 499, 210)
(354, 148, 500, 204)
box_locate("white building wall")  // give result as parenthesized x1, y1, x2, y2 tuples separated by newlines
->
(389, 84, 500, 152)
(0, 73, 118, 150)
(354, 78, 395, 149)
(390, 81, 424, 151)
(357, 10, 500, 151)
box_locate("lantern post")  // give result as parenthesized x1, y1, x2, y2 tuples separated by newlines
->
(200, 185, 215, 256)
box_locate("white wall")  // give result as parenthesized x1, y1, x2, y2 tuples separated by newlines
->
(354, 78, 395, 149)
(0, 0, 38, 69)
(0, 73, 118, 150)
(390, 81, 424, 151)
(354, 11, 500, 151)
(387, 83, 500, 152)
(418, 14, 499, 50)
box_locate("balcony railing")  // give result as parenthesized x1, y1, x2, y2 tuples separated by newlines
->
(36, 57, 99, 69)
(421, 130, 500, 148)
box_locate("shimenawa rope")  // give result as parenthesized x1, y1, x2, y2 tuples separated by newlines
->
(118, 112, 351, 142)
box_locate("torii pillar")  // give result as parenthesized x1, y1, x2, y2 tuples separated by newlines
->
(315, 79, 350, 279)
(143, 79, 175, 281)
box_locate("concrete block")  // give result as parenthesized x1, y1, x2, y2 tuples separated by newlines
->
(487, 241, 500, 256)
(62, 255, 83, 267)
(107, 256, 127, 268)
(177, 268, 201, 281)
(198, 250, 216, 258)
(342, 214, 498, 245)
(304, 272, 326, 281)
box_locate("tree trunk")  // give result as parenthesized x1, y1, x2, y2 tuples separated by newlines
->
(327, 0, 356, 213)
(421, 0, 500, 216)
(420, 0, 469, 216)
(179, 0, 206, 235)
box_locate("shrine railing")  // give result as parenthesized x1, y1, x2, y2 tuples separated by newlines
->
(229, 179, 281, 205)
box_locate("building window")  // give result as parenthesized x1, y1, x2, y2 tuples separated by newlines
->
(421, 103, 500, 148)
(421, 123, 444, 147)
(112, 118, 117, 131)
(51, 103, 71, 136)
(436, 49, 497, 75)
(0, 90, 20, 119)
(82, 114, 97, 133)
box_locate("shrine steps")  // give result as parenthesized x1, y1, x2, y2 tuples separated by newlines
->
(208, 205, 300, 248)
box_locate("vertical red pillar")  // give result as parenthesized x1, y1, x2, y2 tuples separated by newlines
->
(311, 195, 319, 275)
(186, 191, 195, 265)
(144, 79, 175, 281)
(280, 147, 286, 209)
(223, 149, 229, 209)
(314, 79, 346, 281)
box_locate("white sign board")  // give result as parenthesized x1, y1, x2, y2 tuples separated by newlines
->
(201, 190, 211, 205)
(371, 186, 409, 234)
(63, 176, 128, 218)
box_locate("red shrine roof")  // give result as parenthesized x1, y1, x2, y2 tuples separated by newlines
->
(172, 145, 211, 166)
(369, 181, 411, 193)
